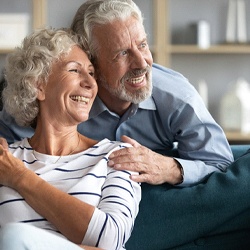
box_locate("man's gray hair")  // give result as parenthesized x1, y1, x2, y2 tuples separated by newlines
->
(71, 0, 144, 58)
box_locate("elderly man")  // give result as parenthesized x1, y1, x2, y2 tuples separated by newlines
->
(0, 0, 233, 187)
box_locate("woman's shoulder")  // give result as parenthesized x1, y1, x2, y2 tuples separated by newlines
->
(91, 138, 131, 155)
(97, 138, 131, 149)
(9, 138, 29, 149)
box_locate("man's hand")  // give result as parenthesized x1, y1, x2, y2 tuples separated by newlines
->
(108, 135, 183, 185)
(0, 137, 8, 150)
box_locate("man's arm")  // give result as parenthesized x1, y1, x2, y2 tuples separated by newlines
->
(108, 64, 234, 186)
(107, 102, 233, 187)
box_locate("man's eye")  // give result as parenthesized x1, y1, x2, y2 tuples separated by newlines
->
(120, 50, 128, 56)
(140, 42, 147, 49)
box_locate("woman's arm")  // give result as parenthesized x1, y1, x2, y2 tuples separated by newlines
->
(0, 145, 94, 243)
(82, 167, 141, 248)
(0, 144, 141, 249)
(80, 245, 103, 250)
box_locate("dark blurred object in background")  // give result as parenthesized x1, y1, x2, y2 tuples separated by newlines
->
(0, 73, 5, 111)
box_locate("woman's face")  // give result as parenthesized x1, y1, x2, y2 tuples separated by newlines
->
(38, 46, 97, 127)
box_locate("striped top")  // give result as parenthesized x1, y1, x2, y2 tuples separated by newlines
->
(0, 138, 141, 250)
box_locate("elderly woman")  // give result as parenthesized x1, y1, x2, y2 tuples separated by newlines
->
(0, 28, 141, 250)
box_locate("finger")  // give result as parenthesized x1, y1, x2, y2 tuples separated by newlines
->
(0, 145, 3, 155)
(109, 146, 135, 160)
(108, 151, 140, 168)
(121, 135, 141, 148)
(130, 173, 163, 185)
(130, 173, 150, 184)
(0, 137, 8, 150)
(112, 161, 145, 174)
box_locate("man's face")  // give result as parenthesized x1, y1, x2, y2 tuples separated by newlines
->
(92, 16, 153, 112)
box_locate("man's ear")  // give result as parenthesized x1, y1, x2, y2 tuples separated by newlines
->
(37, 82, 46, 101)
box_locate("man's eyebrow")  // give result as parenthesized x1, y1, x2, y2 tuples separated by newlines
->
(113, 37, 148, 52)
(112, 47, 127, 53)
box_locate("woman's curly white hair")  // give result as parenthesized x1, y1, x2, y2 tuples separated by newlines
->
(3, 28, 88, 127)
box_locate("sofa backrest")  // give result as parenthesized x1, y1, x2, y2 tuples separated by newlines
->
(126, 144, 250, 249)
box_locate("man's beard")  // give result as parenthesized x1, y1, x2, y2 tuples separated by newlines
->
(97, 65, 152, 104)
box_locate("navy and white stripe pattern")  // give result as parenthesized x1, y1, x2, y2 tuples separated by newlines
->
(0, 138, 141, 250)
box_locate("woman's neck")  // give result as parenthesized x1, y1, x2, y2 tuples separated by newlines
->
(29, 128, 97, 156)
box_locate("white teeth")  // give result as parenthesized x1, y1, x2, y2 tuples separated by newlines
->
(129, 76, 145, 84)
(70, 96, 90, 103)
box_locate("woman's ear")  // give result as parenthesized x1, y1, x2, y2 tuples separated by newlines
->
(37, 82, 46, 101)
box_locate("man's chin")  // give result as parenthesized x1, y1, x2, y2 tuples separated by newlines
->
(121, 89, 152, 104)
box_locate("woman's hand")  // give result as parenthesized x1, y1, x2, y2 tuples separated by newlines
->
(79, 245, 103, 250)
(0, 137, 8, 150)
(0, 145, 28, 188)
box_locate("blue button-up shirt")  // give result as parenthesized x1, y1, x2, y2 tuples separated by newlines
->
(0, 63, 233, 186)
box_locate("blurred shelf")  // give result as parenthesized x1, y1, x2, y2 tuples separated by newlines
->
(225, 131, 250, 145)
(169, 45, 250, 54)
(154, 1, 250, 145)
(0, 0, 47, 55)
(153, 0, 250, 65)
(0, 49, 13, 54)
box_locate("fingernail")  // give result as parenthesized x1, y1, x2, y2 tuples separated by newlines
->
(114, 164, 121, 169)
(108, 160, 114, 166)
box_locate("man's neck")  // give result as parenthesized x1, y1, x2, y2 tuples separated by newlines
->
(97, 93, 132, 117)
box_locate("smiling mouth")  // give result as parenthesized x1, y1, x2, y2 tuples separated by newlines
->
(70, 95, 90, 104)
(127, 75, 145, 85)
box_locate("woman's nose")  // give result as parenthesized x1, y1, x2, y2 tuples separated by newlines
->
(80, 74, 97, 90)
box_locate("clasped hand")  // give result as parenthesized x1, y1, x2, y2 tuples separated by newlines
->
(0, 145, 28, 188)
(108, 135, 182, 185)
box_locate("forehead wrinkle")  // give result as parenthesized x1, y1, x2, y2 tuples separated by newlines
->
(115, 28, 131, 52)
(118, 23, 145, 54)
(93, 17, 147, 61)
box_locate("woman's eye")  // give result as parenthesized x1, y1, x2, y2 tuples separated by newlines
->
(69, 69, 78, 73)
(89, 71, 95, 77)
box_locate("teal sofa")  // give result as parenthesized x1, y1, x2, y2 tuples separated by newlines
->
(126, 145, 250, 250)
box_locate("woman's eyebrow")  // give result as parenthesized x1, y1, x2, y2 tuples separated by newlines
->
(67, 61, 94, 68)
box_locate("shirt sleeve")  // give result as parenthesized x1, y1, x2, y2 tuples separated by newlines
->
(83, 146, 141, 249)
(172, 87, 234, 186)
(152, 64, 234, 187)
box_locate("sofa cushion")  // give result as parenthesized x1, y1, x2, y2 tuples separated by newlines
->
(231, 144, 250, 160)
(126, 146, 250, 249)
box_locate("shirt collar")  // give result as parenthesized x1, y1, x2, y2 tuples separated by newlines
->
(89, 94, 156, 119)
(89, 95, 108, 118)
(138, 95, 156, 110)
